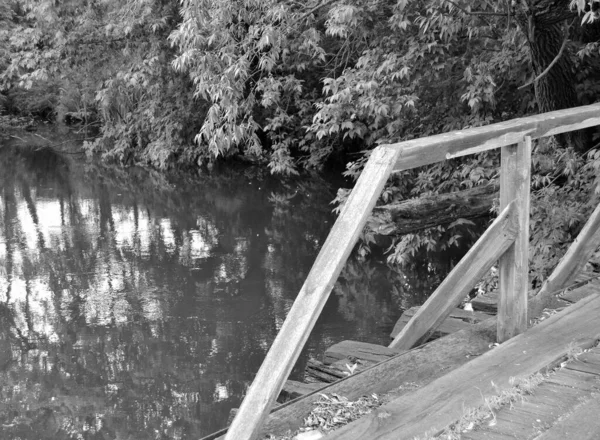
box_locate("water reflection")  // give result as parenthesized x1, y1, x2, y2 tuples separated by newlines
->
(0, 141, 469, 439)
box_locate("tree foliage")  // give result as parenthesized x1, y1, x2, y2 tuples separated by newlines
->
(1, 0, 600, 284)
(2, 0, 599, 171)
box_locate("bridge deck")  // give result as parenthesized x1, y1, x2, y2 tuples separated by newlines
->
(321, 290, 600, 440)
(462, 346, 600, 439)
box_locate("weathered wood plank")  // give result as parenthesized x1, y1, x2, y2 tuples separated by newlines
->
(204, 280, 593, 440)
(389, 306, 491, 339)
(471, 291, 499, 313)
(559, 283, 599, 303)
(390, 315, 468, 340)
(536, 396, 600, 440)
(564, 360, 600, 376)
(278, 380, 325, 402)
(461, 430, 513, 440)
(577, 349, 600, 364)
(389, 202, 518, 350)
(497, 137, 531, 342)
(529, 201, 600, 321)
(323, 340, 402, 365)
(467, 353, 600, 440)
(545, 367, 600, 390)
(575, 269, 599, 283)
(200, 318, 498, 440)
(306, 358, 355, 383)
(387, 103, 600, 172)
(321, 293, 600, 440)
(224, 146, 401, 440)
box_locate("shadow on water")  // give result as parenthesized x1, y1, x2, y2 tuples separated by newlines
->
(0, 138, 477, 439)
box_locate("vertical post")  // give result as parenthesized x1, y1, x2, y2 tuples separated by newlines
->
(497, 136, 532, 343)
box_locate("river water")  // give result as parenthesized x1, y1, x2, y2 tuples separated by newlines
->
(0, 134, 468, 439)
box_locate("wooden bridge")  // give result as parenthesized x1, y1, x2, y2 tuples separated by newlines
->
(217, 103, 600, 440)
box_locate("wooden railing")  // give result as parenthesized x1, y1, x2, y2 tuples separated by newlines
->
(224, 103, 600, 440)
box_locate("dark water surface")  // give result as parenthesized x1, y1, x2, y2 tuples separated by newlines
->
(0, 136, 466, 439)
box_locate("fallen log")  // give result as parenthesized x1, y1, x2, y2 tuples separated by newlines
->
(374, 182, 498, 236)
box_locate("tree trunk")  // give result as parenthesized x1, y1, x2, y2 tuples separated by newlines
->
(514, 0, 590, 151)
(373, 183, 498, 236)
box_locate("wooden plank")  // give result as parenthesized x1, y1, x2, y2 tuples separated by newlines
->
(201, 317, 499, 440)
(545, 368, 600, 391)
(306, 358, 357, 383)
(529, 201, 600, 321)
(577, 347, 600, 363)
(390, 315, 473, 340)
(497, 137, 532, 342)
(574, 270, 599, 283)
(486, 412, 538, 437)
(389, 201, 518, 350)
(471, 291, 499, 313)
(559, 284, 599, 303)
(536, 395, 600, 440)
(390, 306, 492, 339)
(463, 359, 600, 440)
(278, 380, 324, 402)
(323, 340, 402, 365)
(564, 360, 600, 376)
(203, 279, 592, 440)
(461, 430, 511, 440)
(223, 146, 401, 440)
(387, 103, 600, 172)
(321, 294, 600, 440)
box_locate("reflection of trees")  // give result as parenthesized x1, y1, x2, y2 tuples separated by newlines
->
(0, 141, 474, 438)
(0, 144, 340, 438)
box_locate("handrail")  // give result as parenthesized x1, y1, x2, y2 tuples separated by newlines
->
(225, 104, 600, 440)
(384, 102, 600, 172)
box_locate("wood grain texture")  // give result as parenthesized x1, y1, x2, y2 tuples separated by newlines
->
(529, 201, 600, 320)
(471, 290, 499, 313)
(279, 381, 324, 402)
(323, 340, 402, 365)
(536, 397, 600, 440)
(201, 318, 498, 440)
(203, 274, 592, 440)
(322, 293, 600, 440)
(466, 371, 600, 439)
(223, 146, 400, 440)
(386, 103, 600, 172)
(374, 182, 498, 236)
(389, 306, 491, 339)
(466, 348, 600, 440)
(388, 201, 518, 350)
(497, 137, 532, 342)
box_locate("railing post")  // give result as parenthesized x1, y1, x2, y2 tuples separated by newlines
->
(497, 136, 532, 343)
(389, 202, 518, 350)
